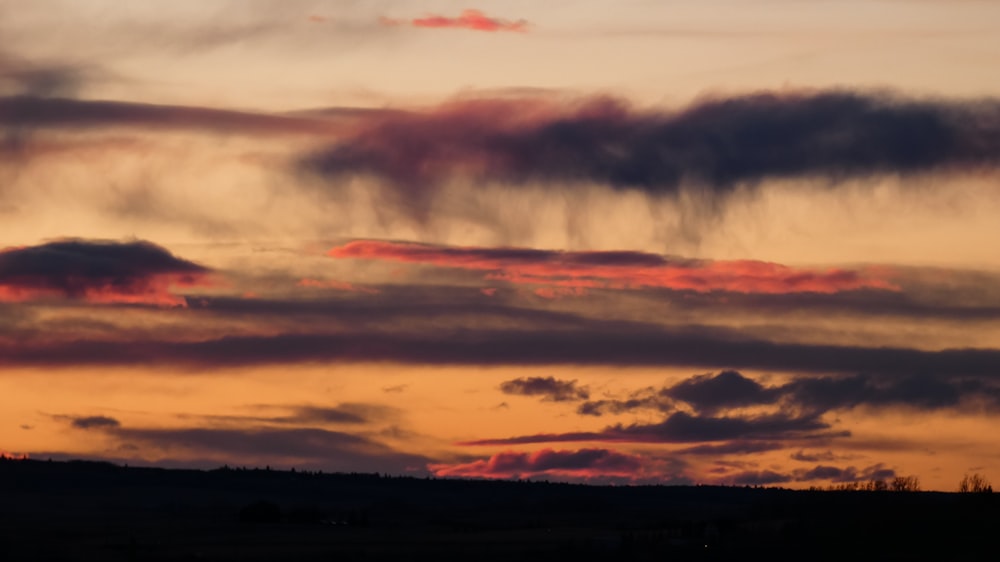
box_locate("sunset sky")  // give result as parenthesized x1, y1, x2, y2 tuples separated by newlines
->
(3, 0, 1000, 490)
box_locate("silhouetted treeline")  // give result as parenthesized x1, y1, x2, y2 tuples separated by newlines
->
(0, 457, 997, 561)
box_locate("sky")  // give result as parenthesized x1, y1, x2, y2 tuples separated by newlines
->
(2, 0, 1000, 490)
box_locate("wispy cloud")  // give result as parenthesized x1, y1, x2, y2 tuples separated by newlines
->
(328, 240, 898, 295)
(499, 376, 590, 402)
(380, 10, 528, 33)
(429, 448, 657, 481)
(301, 90, 1000, 205)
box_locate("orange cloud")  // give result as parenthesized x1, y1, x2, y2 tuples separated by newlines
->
(327, 240, 899, 295)
(381, 10, 528, 32)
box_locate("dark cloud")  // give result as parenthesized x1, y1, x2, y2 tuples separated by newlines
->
(721, 470, 792, 486)
(586, 370, 1000, 420)
(327, 240, 896, 295)
(790, 450, 844, 463)
(270, 405, 369, 425)
(430, 448, 647, 480)
(664, 370, 780, 413)
(499, 376, 590, 402)
(576, 395, 668, 416)
(0, 96, 338, 135)
(0, 238, 212, 306)
(112, 426, 428, 474)
(667, 286, 1000, 324)
(6, 327, 1000, 380)
(462, 410, 831, 446)
(715, 462, 897, 486)
(301, 90, 1000, 201)
(613, 411, 829, 443)
(781, 373, 989, 413)
(795, 463, 896, 483)
(69, 415, 121, 430)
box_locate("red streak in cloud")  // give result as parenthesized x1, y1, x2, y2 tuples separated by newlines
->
(297, 278, 380, 294)
(0, 273, 211, 307)
(328, 240, 899, 295)
(381, 10, 528, 32)
(429, 448, 643, 480)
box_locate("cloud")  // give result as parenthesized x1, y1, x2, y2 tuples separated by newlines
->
(429, 448, 647, 480)
(381, 10, 528, 33)
(300, 90, 1000, 203)
(712, 462, 897, 486)
(719, 470, 792, 486)
(69, 415, 121, 430)
(590, 370, 1000, 419)
(0, 96, 338, 135)
(110, 426, 428, 474)
(328, 240, 898, 295)
(499, 376, 589, 402)
(461, 410, 831, 446)
(664, 370, 780, 413)
(6, 327, 1000, 379)
(0, 238, 213, 307)
(577, 395, 669, 417)
(676, 441, 785, 456)
(269, 404, 371, 425)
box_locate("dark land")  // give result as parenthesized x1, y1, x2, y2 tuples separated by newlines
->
(1, 457, 997, 561)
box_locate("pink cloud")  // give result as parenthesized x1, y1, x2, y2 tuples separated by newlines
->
(381, 10, 529, 32)
(327, 240, 899, 295)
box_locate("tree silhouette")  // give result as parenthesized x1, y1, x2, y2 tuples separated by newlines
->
(959, 473, 993, 493)
(890, 475, 920, 492)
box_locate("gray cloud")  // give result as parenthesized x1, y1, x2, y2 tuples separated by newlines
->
(69, 415, 121, 430)
(499, 376, 590, 402)
(0, 238, 210, 305)
(301, 90, 1000, 206)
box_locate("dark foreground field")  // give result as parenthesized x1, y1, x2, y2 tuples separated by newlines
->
(1, 458, 997, 561)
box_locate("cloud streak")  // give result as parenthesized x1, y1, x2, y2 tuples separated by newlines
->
(328, 240, 898, 295)
(5, 328, 1000, 377)
(381, 10, 528, 33)
(0, 96, 340, 135)
(429, 448, 647, 480)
